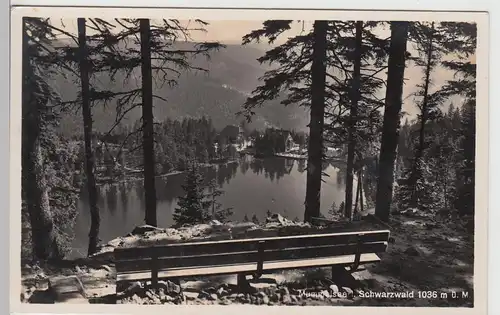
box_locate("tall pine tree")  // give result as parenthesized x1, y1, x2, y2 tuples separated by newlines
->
(91, 19, 223, 226)
(396, 22, 447, 210)
(440, 22, 476, 217)
(374, 21, 410, 222)
(241, 20, 328, 222)
(77, 18, 101, 256)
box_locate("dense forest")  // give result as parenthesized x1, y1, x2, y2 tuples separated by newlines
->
(21, 17, 476, 263)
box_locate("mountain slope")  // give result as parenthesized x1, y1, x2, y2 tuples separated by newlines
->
(53, 41, 309, 135)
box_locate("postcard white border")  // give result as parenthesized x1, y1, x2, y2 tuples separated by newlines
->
(9, 6, 490, 315)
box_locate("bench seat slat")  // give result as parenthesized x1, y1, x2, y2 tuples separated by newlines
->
(115, 241, 387, 272)
(117, 253, 381, 283)
(114, 230, 391, 260)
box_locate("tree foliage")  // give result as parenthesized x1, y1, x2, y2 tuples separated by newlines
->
(173, 163, 233, 226)
(22, 18, 81, 260)
(394, 22, 476, 218)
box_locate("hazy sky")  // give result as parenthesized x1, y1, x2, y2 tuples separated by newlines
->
(54, 19, 312, 44)
(51, 19, 473, 117)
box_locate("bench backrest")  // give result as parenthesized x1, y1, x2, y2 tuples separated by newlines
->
(114, 229, 390, 275)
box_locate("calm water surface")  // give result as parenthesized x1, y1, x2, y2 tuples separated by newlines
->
(71, 156, 353, 258)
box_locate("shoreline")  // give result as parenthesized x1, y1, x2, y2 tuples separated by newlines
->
(96, 159, 240, 186)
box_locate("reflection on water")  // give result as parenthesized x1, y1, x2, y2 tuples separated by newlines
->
(71, 156, 349, 258)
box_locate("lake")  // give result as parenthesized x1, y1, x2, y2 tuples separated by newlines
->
(70, 155, 355, 258)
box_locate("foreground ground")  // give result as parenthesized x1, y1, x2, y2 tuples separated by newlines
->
(20, 210, 474, 307)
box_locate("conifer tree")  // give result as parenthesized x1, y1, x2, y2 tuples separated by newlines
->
(323, 21, 388, 219)
(240, 20, 387, 222)
(397, 22, 447, 209)
(206, 179, 233, 222)
(76, 18, 101, 256)
(93, 19, 223, 226)
(23, 18, 61, 260)
(173, 163, 210, 225)
(374, 21, 410, 222)
(55, 18, 124, 254)
(22, 18, 82, 259)
(252, 214, 260, 224)
(440, 22, 476, 217)
(241, 20, 329, 222)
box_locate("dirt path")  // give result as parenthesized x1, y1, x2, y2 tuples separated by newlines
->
(355, 214, 474, 307)
(21, 214, 474, 307)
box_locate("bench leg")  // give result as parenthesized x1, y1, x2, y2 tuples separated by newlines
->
(151, 255, 159, 288)
(331, 265, 359, 289)
(116, 281, 128, 295)
(237, 273, 249, 288)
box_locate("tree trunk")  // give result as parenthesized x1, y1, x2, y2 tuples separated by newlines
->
(374, 21, 410, 222)
(22, 21, 60, 260)
(443, 171, 448, 209)
(344, 21, 363, 220)
(409, 22, 434, 206)
(354, 174, 360, 214)
(304, 20, 328, 223)
(359, 170, 364, 212)
(77, 18, 101, 256)
(140, 19, 157, 226)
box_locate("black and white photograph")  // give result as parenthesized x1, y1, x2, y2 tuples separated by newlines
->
(12, 7, 487, 312)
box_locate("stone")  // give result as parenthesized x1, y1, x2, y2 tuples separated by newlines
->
(266, 213, 286, 224)
(174, 295, 184, 304)
(217, 286, 229, 297)
(279, 286, 290, 296)
(198, 291, 210, 299)
(145, 290, 160, 303)
(205, 286, 217, 294)
(158, 289, 166, 300)
(209, 220, 223, 226)
(282, 294, 292, 304)
(257, 291, 270, 304)
(48, 275, 87, 303)
(341, 287, 354, 298)
(329, 284, 339, 293)
(145, 290, 155, 299)
(219, 297, 232, 305)
(269, 292, 280, 302)
(262, 295, 270, 304)
(124, 281, 143, 294)
(209, 293, 218, 301)
(250, 282, 277, 290)
(131, 225, 164, 235)
(183, 291, 198, 301)
(164, 295, 175, 302)
(239, 294, 250, 303)
(158, 280, 181, 295)
(404, 246, 421, 257)
(228, 293, 239, 300)
(131, 294, 142, 304)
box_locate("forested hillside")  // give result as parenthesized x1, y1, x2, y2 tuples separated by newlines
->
(52, 40, 309, 135)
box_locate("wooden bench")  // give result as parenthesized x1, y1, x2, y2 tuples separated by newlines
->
(114, 229, 390, 293)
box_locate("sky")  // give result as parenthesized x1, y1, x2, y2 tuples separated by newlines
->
(54, 19, 309, 44)
(51, 19, 474, 118)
